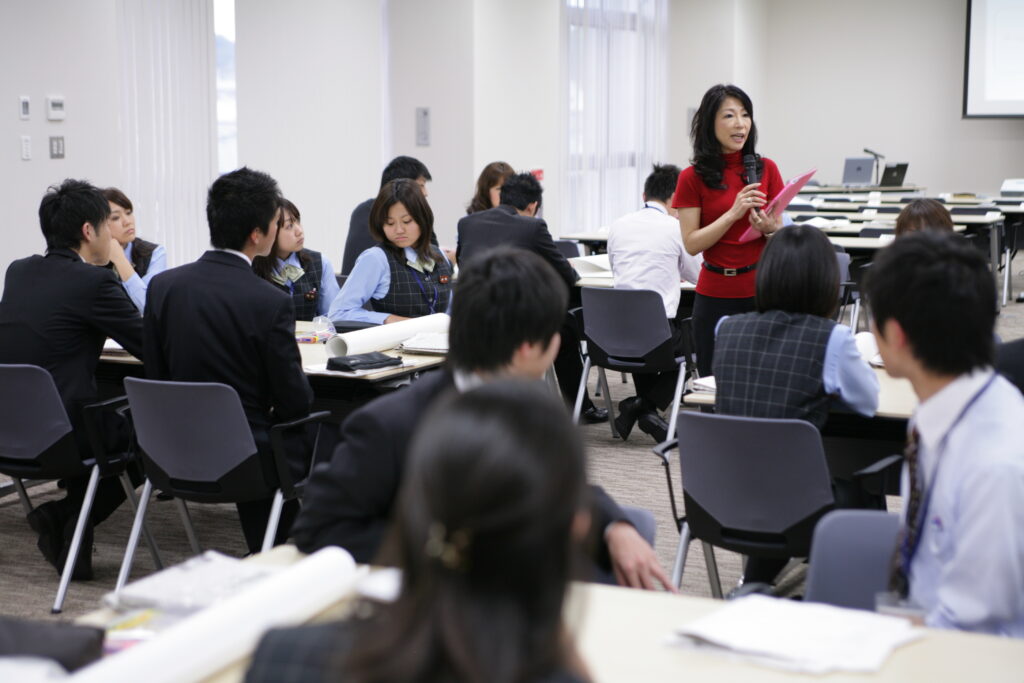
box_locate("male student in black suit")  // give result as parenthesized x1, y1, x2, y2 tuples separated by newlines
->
(292, 247, 673, 591)
(0, 179, 144, 578)
(456, 172, 605, 423)
(340, 156, 432, 276)
(144, 167, 314, 552)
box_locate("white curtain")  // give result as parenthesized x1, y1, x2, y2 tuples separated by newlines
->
(116, 0, 218, 268)
(564, 0, 667, 233)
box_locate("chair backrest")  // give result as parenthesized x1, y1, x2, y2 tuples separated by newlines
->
(554, 240, 582, 259)
(859, 227, 894, 238)
(581, 287, 675, 372)
(0, 364, 81, 476)
(863, 206, 900, 214)
(676, 412, 834, 557)
(950, 206, 989, 215)
(124, 378, 266, 501)
(804, 510, 900, 610)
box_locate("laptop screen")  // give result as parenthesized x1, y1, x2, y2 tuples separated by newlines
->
(842, 157, 874, 186)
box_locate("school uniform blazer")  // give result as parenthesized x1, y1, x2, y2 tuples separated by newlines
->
(456, 205, 579, 291)
(143, 250, 312, 431)
(0, 248, 144, 427)
(291, 368, 629, 565)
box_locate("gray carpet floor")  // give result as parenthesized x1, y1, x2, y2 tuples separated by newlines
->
(3, 269, 1022, 623)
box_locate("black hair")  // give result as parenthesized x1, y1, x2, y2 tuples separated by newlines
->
(448, 247, 567, 373)
(38, 179, 111, 251)
(206, 167, 282, 251)
(344, 380, 587, 683)
(101, 187, 133, 213)
(499, 173, 543, 211)
(252, 197, 309, 282)
(381, 155, 432, 188)
(894, 198, 955, 238)
(643, 163, 682, 203)
(690, 84, 760, 189)
(755, 225, 839, 318)
(368, 179, 440, 264)
(864, 231, 995, 375)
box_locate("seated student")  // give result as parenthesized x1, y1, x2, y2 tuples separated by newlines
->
(102, 187, 167, 312)
(607, 163, 703, 443)
(144, 167, 314, 553)
(293, 247, 672, 591)
(341, 155, 432, 276)
(465, 160, 514, 214)
(252, 199, 340, 321)
(894, 198, 955, 238)
(0, 179, 144, 579)
(248, 381, 593, 683)
(865, 232, 1024, 636)
(328, 179, 453, 324)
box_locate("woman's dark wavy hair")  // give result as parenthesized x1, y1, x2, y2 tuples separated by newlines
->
(467, 161, 514, 214)
(342, 381, 589, 683)
(690, 83, 760, 190)
(252, 198, 308, 282)
(369, 178, 440, 263)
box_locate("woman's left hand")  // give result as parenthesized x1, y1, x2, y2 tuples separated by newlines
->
(748, 208, 780, 235)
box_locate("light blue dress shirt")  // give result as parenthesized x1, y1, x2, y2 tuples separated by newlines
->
(327, 246, 451, 324)
(715, 317, 879, 416)
(121, 241, 167, 313)
(277, 251, 340, 318)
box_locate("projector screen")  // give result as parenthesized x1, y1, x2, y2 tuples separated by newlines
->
(964, 0, 1024, 117)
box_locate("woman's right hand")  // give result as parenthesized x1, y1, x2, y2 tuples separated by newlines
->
(728, 182, 767, 221)
(384, 314, 410, 324)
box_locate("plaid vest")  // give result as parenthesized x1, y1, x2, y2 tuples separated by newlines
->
(130, 237, 158, 277)
(274, 249, 324, 321)
(713, 310, 836, 429)
(370, 246, 452, 318)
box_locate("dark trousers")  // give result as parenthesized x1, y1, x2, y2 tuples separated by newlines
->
(554, 317, 594, 411)
(692, 293, 756, 377)
(61, 410, 141, 527)
(632, 319, 685, 411)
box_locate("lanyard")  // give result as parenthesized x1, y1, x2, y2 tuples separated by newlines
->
(900, 374, 997, 575)
(409, 268, 438, 314)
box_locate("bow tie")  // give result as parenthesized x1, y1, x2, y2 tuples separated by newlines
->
(271, 263, 305, 286)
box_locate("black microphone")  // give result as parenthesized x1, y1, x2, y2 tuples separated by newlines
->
(743, 154, 760, 185)
(863, 147, 885, 158)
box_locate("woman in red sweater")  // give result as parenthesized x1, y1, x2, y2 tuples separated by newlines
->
(672, 84, 784, 376)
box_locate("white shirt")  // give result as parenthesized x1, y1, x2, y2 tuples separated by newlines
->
(905, 368, 1024, 636)
(607, 202, 702, 318)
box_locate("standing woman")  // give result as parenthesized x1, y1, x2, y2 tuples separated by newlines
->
(252, 199, 340, 321)
(102, 187, 167, 312)
(328, 179, 453, 324)
(466, 161, 515, 214)
(672, 84, 784, 375)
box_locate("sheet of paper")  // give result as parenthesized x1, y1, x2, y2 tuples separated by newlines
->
(569, 254, 612, 274)
(327, 313, 449, 356)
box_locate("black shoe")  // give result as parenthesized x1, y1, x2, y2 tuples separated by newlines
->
(27, 501, 67, 571)
(57, 515, 95, 581)
(637, 410, 669, 444)
(580, 405, 609, 424)
(613, 397, 645, 440)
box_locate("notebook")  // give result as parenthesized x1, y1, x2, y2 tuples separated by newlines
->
(842, 157, 874, 186)
(879, 163, 908, 187)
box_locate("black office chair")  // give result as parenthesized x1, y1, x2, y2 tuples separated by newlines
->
(862, 206, 900, 214)
(116, 378, 330, 590)
(859, 227, 895, 238)
(0, 365, 161, 613)
(554, 239, 582, 259)
(950, 206, 991, 216)
(334, 274, 347, 289)
(572, 288, 687, 441)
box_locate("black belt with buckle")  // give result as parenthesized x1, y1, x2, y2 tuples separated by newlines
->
(702, 261, 757, 277)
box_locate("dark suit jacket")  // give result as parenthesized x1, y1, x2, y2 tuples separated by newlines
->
(997, 338, 1024, 396)
(456, 205, 579, 291)
(0, 248, 143, 431)
(291, 369, 628, 564)
(143, 251, 312, 431)
(340, 198, 375, 276)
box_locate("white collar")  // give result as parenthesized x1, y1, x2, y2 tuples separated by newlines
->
(215, 248, 252, 265)
(452, 369, 487, 394)
(912, 368, 994, 453)
(277, 252, 302, 268)
(644, 201, 668, 215)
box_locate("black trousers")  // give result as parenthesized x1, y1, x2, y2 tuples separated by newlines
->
(632, 318, 685, 411)
(692, 293, 756, 377)
(554, 316, 594, 411)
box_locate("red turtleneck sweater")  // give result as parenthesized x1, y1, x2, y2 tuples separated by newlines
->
(672, 151, 784, 298)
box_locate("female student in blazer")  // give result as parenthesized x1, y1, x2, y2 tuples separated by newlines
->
(466, 160, 514, 214)
(102, 187, 167, 312)
(252, 198, 340, 321)
(328, 179, 453, 324)
(672, 84, 785, 375)
(246, 381, 592, 683)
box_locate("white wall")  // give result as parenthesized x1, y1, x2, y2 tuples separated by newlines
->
(235, 0, 385, 267)
(0, 0, 121, 287)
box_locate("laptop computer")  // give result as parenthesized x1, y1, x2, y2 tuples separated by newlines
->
(879, 163, 909, 187)
(841, 157, 874, 186)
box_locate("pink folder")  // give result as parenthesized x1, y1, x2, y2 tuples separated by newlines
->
(737, 168, 817, 243)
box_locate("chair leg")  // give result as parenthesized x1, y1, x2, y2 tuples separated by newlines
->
(850, 299, 861, 332)
(1003, 246, 1012, 307)
(702, 541, 723, 599)
(118, 473, 164, 570)
(666, 364, 687, 443)
(620, 372, 628, 384)
(261, 490, 285, 553)
(672, 522, 691, 590)
(12, 478, 33, 515)
(572, 357, 592, 424)
(176, 499, 202, 555)
(52, 465, 100, 614)
(596, 368, 617, 438)
(116, 479, 153, 592)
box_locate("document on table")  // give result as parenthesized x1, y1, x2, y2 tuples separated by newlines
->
(691, 375, 717, 393)
(672, 595, 922, 674)
(855, 331, 884, 367)
(569, 254, 613, 274)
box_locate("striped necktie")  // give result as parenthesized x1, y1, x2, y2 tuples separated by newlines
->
(889, 427, 921, 598)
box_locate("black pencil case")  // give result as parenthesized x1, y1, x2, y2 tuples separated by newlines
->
(328, 351, 402, 372)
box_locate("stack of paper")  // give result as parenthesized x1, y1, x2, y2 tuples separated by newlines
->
(691, 376, 717, 393)
(569, 254, 612, 275)
(673, 595, 921, 674)
(855, 331, 884, 367)
(400, 331, 448, 354)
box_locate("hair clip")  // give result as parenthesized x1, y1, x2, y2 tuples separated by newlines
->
(424, 522, 471, 571)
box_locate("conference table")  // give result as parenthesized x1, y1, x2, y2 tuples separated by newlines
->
(76, 545, 1024, 683)
(796, 185, 924, 195)
(561, 231, 896, 255)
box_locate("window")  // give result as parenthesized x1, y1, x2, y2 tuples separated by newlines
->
(214, 0, 237, 173)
